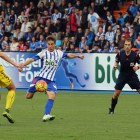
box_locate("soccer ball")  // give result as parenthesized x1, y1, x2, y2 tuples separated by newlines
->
(35, 80, 48, 92)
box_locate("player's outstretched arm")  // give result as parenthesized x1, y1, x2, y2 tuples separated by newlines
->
(0, 52, 23, 68)
(67, 53, 84, 60)
(18, 58, 35, 72)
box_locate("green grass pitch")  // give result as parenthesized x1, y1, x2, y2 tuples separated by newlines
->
(0, 91, 140, 140)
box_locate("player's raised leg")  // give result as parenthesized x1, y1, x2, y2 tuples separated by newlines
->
(26, 92, 35, 99)
(43, 91, 56, 122)
(3, 80, 16, 123)
(108, 89, 121, 114)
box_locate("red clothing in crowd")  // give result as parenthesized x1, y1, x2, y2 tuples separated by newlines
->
(19, 42, 29, 50)
(71, 13, 79, 32)
(123, 32, 130, 39)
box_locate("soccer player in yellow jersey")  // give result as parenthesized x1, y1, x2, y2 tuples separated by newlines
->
(0, 52, 23, 123)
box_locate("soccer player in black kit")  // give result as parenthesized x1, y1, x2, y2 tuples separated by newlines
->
(108, 38, 140, 114)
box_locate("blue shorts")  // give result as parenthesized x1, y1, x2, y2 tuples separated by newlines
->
(115, 73, 140, 90)
(27, 77, 57, 94)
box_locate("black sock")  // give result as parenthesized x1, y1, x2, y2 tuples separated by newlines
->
(111, 98, 118, 111)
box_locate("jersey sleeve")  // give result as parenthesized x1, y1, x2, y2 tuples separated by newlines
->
(62, 53, 68, 58)
(115, 52, 120, 63)
(136, 53, 140, 64)
(32, 50, 45, 61)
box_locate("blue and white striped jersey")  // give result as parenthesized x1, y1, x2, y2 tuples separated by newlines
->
(33, 49, 67, 82)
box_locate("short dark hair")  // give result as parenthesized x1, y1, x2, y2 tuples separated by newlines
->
(125, 38, 132, 44)
(46, 35, 56, 43)
(118, 12, 122, 16)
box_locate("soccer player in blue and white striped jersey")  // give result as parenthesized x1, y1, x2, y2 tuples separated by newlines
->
(18, 35, 84, 121)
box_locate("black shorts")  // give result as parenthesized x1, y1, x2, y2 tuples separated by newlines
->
(115, 73, 140, 90)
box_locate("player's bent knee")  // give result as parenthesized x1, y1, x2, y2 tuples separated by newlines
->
(26, 93, 33, 99)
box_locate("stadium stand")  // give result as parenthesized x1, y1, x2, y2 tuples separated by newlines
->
(0, 0, 139, 53)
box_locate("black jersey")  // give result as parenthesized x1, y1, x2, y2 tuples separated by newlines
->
(116, 50, 140, 75)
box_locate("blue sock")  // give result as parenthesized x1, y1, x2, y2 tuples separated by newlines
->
(44, 99, 54, 115)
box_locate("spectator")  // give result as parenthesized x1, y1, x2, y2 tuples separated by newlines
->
(95, 0, 105, 16)
(82, 44, 90, 53)
(134, 10, 140, 25)
(128, 0, 138, 17)
(123, 27, 130, 39)
(36, 34, 47, 51)
(71, 7, 79, 35)
(102, 16, 111, 33)
(12, 1, 23, 16)
(53, 18, 64, 40)
(124, 11, 134, 24)
(21, 17, 32, 35)
(63, 8, 69, 19)
(39, 18, 45, 30)
(24, 4, 30, 16)
(75, 8, 80, 26)
(129, 27, 137, 43)
(23, 45, 29, 51)
(88, 44, 101, 53)
(46, 19, 54, 34)
(75, 27, 84, 44)
(4, 19, 12, 37)
(28, 2, 37, 22)
(74, 0, 83, 11)
(13, 27, 24, 40)
(38, 2, 46, 14)
(15, 45, 20, 51)
(99, 35, 110, 50)
(112, 21, 121, 33)
(29, 36, 37, 51)
(19, 38, 29, 51)
(96, 27, 105, 40)
(51, 8, 62, 24)
(24, 27, 34, 44)
(9, 9, 17, 25)
(102, 45, 109, 52)
(10, 37, 19, 51)
(5, 2, 11, 16)
(75, 47, 80, 52)
(63, 15, 71, 37)
(4, 45, 11, 51)
(62, 36, 70, 51)
(37, 0, 47, 7)
(57, 46, 62, 51)
(13, 18, 21, 32)
(114, 28, 122, 45)
(79, 10, 87, 30)
(44, 26, 51, 38)
(70, 36, 79, 47)
(1, 36, 10, 50)
(103, 0, 112, 13)
(41, 10, 51, 22)
(58, 0, 67, 15)
(88, 8, 100, 34)
(83, 5, 88, 16)
(49, 1, 58, 15)
(18, 11, 25, 23)
(89, 2, 99, 14)
(68, 43, 75, 52)
(32, 21, 38, 32)
(92, 35, 99, 47)
(68, 3, 72, 14)
(117, 12, 124, 26)
(0, 10, 9, 22)
(0, 0, 6, 13)
(84, 28, 94, 45)
(118, 34, 126, 50)
(106, 11, 116, 27)
(105, 26, 115, 43)
(113, 46, 119, 52)
(109, 42, 115, 52)
(135, 33, 140, 49)
(33, 26, 42, 41)
(79, 36, 88, 51)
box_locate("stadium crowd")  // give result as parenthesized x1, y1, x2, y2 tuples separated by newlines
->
(0, 0, 140, 53)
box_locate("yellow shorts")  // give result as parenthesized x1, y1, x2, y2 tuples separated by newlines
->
(0, 71, 11, 88)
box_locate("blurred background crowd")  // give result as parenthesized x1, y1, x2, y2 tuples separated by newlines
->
(0, 0, 139, 53)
